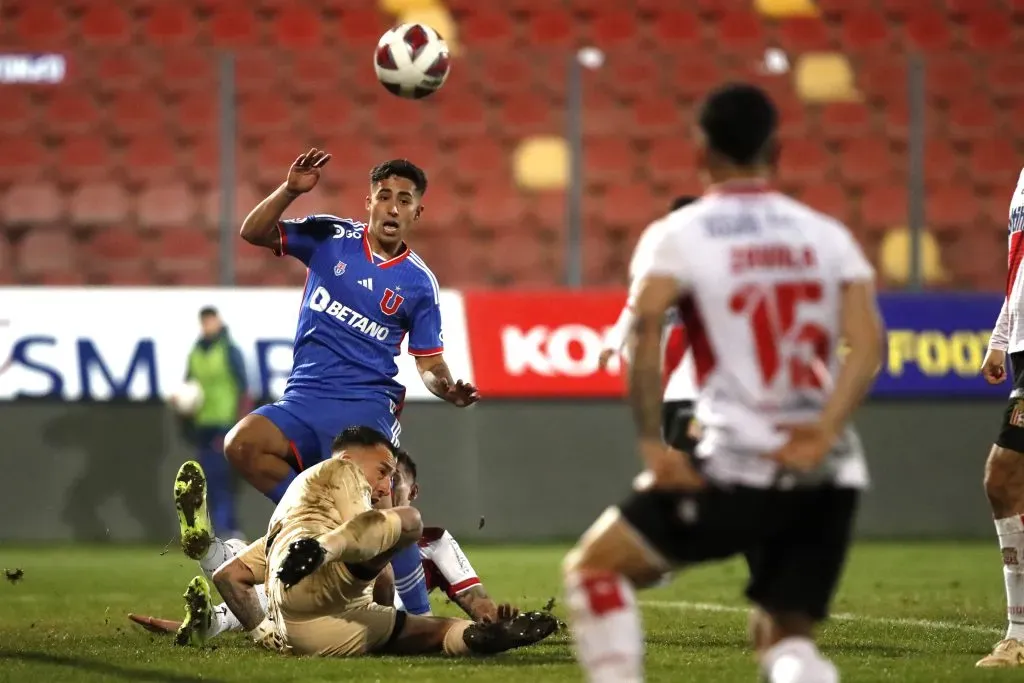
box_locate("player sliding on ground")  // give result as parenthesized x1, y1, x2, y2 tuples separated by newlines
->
(185, 426, 555, 657)
(562, 83, 883, 683)
(208, 149, 479, 616)
(130, 446, 516, 641)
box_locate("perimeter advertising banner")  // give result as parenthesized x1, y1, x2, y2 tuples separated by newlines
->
(0, 287, 1009, 401)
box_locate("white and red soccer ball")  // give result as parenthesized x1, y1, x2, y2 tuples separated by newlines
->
(374, 23, 451, 99)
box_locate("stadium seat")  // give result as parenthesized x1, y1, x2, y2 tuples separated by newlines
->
(0, 137, 47, 183)
(794, 53, 860, 102)
(695, 0, 752, 15)
(80, 1, 133, 47)
(143, 5, 195, 46)
(820, 101, 871, 140)
(200, 184, 261, 227)
(599, 183, 660, 228)
(151, 229, 216, 273)
(857, 58, 908, 104)
(273, 6, 324, 49)
(796, 183, 851, 224)
(903, 11, 952, 52)
(157, 52, 217, 93)
(526, 10, 575, 46)
(926, 57, 977, 104)
(966, 11, 1014, 51)
(314, 137, 380, 190)
(924, 138, 962, 185)
(466, 185, 529, 231)
(839, 11, 892, 52)
(11, 5, 70, 47)
(662, 53, 724, 99)
(285, 53, 346, 97)
(779, 139, 829, 183)
(589, 11, 639, 46)
(777, 18, 833, 52)
(83, 228, 147, 269)
(1014, 0, 1024, 17)
(628, 96, 684, 138)
(338, 8, 389, 45)
(601, 53, 665, 100)
(926, 184, 981, 233)
(94, 54, 154, 94)
(138, 183, 198, 228)
(303, 92, 361, 138)
(238, 94, 294, 138)
(943, 0, 996, 16)
(234, 52, 286, 95)
(860, 184, 908, 232)
(69, 182, 131, 226)
(470, 53, 537, 98)
(646, 137, 700, 187)
(716, 11, 768, 52)
(123, 136, 180, 184)
(0, 89, 32, 134)
(459, 10, 516, 50)
(947, 101, 997, 140)
(513, 137, 568, 191)
(968, 139, 1021, 188)
(451, 139, 508, 187)
(15, 232, 76, 277)
(878, 0, 922, 17)
(170, 91, 218, 137)
(649, 10, 703, 46)
(985, 56, 1024, 98)
(2, 182, 64, 225)
(58, 136, 113, 185)
(180, 135, 223, 188)
(584, 137, 638, 185)
(210, 6, 260, 47)
(839, 140, 896, 188)
(43, 91, 102, 135)
(497, 93, 561, 138)
(110, 91, 169, 135)
(879, 228, 947, 287)
(435, 91, 490, 139)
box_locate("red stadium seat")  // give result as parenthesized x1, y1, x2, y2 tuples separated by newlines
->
(966, 11, 1014, 52)
(460, 10, 516, 51)
(601, 53, 664, 100)
(839, 11, 892, 52)
(649, 10, 702, 46)
(170, 91, 218, 136)
(58, 135, 113, 184)
(496, 93, 561, 138)
(944, 0, 997, 15)
(880, 0, 922, 17)
(968, 139, 1022, 188)
(273, 6, 323, 49)
(924, 138, 962, 185)
(0, 89, 32, 134)
(0, 136, 47, 183)
(470, 54, 537, 98)
(796, 184, 851, 224)
(11, 5, 70, 47)
(1007, 98, 1024, 139)
(234, 52, 286, 95)
(15, 231, 76, 277)
(179, 135, 223, 188)
(526, 10, 575, 46)
(80, 1, 133, 47)
(315, 138, 380, 190)
(695, 0, 750, 14)
(948, 101, 997, 140)
(143, 5, 195, 46)
(839, 140, 896, 188)
(238, 94, 294, 138)
(83, 227, 147, 268)
(985, 56, 1024, 98)
(903, 11, 952, 52)
(138, 183, 198, 227)
(599, 183, 660, 228)
(860, 184, 908, 232)
(926, 57, 977, 104)
(716, 11, 767, 52)
(589, 11, 639, 46)
(580, 91, 631, 136)
(879, 99, 910, 139)
(43, 91, 102, 135)
(210, 6, 260, 47)
(251, 138, 306, 187)
(451, 139, 508, 188)
(435, 91, 491, 139)
(466, 185, 530, 231)
(584, 137, 638, 185)
(927, 184, 981, 234)
(2, 182, 64, 225)
(304, 92, 361, 137)
(1014, 0, 1024, 17)
(663, 53, 723, 99)
(628, 96, 684, 138)
(94, 54, 154, 94)
(857, 58, 907, 104)
(285, 53, 345, 97)
(110, 91, 169, 134)
(337, 9, 387, 46)
(369, 97, 429, 139)
(157, 52, 216, 93)
(646, 137, 700, 187)
(820, 102, 871, 141)
(123, 136, 180, 184)
(779, 139, 829, 183)
(152, 230, 217, 281)
(201, 184, 261, 227)
(777, 18, 833, 52)
(69, 182, 131, 226)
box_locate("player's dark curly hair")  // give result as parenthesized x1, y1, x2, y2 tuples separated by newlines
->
(670, 195, 699, 211)
(330, 425, 395, 454)
(370, 159, 428, 196)
(395, 448, 417, 483)
(698, 83, 778, 166)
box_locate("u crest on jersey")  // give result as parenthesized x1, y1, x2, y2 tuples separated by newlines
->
(380, 288, 405, 315)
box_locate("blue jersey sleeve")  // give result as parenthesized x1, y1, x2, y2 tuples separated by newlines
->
(276, 214, 343, 265)
(408, 288, 444, 357)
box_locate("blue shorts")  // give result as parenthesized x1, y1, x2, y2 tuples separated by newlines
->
(253, 395, 401, 471)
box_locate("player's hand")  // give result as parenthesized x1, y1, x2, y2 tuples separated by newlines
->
(982, 348, 1008, 385)
(127, 613, 181, 635)
(636, 438, 705, 491)
(276, 537, 326, 590)
(767, 423, 835, 473)
(439, 378, 480, 407)
(496, 603, 520, 621)
(285, 148, 331, 194)
(597, 348, 616, 371)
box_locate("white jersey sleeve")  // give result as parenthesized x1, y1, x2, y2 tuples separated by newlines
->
(991, 298, 1010, 352)
(420, 530, 480, 596)
(831, 224, 875, 283)
(627, 216, 694, 304)
(605, 304, 635, 355)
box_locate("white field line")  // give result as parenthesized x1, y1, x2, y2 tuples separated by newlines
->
(640, 600, 1003, 636)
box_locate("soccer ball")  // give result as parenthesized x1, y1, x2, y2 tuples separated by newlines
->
(170, 380, 204, 417)
(374, 23, 451, 99)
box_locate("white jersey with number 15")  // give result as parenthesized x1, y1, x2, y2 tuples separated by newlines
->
(628, 183, 874, 490)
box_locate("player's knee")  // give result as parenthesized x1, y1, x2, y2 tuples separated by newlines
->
(396, 506, 423, 541)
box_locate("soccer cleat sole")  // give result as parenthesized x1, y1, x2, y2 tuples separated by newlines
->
(463, 611, 559, 655)
(174, 576, 213, 647)
(174, 461, 212, 560)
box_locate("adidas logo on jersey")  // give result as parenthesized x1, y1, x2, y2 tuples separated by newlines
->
(358, 278, 374, 291)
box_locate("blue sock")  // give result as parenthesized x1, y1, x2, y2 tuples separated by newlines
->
(267, 470, 297, 504)
(198, 439, 236, 534)
(391, 544, 431, 615)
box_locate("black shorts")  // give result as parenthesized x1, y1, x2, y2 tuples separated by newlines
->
(662, 400, 697, 454)
(619, 485, 859, 622)
(996, 351, 1024, 453)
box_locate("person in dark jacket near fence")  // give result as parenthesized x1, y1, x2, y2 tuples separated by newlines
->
(175, 306, 248, 540)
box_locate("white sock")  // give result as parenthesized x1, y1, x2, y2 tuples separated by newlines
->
(761, 637, 838, 683)
(199, 537, 244, 580)
(995, 516, 1024, 640)
(206, 584, 270, 638)
(565, 571, 643, 683)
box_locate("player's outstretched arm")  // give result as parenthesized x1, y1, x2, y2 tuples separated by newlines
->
(453, 585, 519, 623)
(415, 355, 480, 407)
(211, 556, 264, 631)
(240, 148, 331, 251)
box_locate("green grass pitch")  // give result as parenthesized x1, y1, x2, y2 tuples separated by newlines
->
(0, 542, 1012, 682)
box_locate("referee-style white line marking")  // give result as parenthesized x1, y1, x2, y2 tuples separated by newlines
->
(640, 600, 1003, 636)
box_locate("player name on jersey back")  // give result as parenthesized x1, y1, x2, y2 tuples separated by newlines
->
(629, 184, 874, 490)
